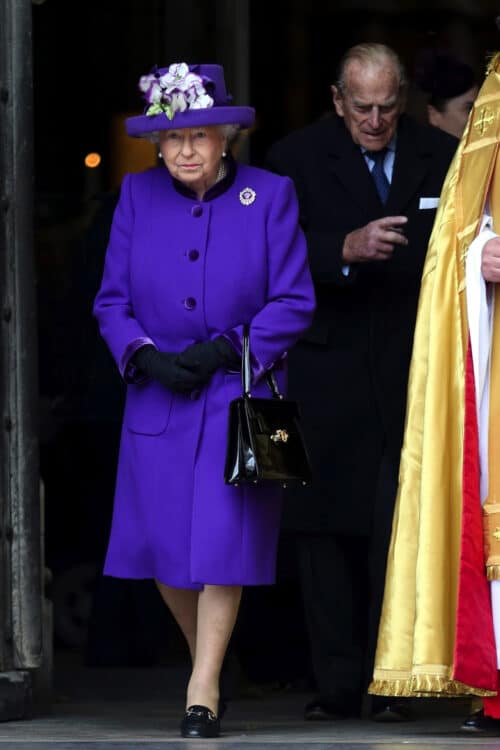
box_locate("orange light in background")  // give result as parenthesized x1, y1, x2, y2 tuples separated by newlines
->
(84, 152, 101, 168)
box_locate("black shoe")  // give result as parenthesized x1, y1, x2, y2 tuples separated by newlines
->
(461, 709, 500, 734)
(180, 705, 221, 738)
(304, 697, 357, 721)
(370, 701, 413, 722)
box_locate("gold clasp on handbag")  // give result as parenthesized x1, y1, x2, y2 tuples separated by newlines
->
(270, 428, 289, 444)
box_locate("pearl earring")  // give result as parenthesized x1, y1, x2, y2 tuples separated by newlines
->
(158, 151, 162, 158)
(222, 151, 227, 158)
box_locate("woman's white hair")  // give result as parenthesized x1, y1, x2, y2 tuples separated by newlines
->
(147, 123, 239, 145)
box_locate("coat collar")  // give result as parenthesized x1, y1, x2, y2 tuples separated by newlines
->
(171, 152, 237, 202)
(323, 114, 435, 217)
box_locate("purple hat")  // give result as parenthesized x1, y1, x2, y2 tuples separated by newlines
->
(126, 62, 255, 137)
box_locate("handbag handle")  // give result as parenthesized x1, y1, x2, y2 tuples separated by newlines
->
(242, 324, 283, 400)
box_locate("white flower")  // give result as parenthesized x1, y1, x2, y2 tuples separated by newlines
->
(138, 74, 153, 93)
(170, 92, 188, 114)
(139, 75, 163, 104)
(159, 63, 190, 89)
(150, 82, 163, 103)
(179, 72, 203, 92)
(169, 62, 190, 80)
(158, 71, 175, 89)
(184, 84, 198, 105)
(139, 63, 214, 115)
(190, 92, 214, 110)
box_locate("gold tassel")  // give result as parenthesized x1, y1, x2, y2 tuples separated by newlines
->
(487, 563, 500, 581)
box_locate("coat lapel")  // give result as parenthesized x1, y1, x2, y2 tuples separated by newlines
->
(322, 115, 435, 217)
(325, 117, 382, 218)
(385, 117, 429, 214)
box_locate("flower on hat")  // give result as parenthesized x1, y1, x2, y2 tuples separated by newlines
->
(139, 63, 214, 121)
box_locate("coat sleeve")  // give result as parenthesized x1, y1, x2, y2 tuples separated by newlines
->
(224, 176, 316, 380)
(266, 141, 357, 286)
(93, 174, 155, 382)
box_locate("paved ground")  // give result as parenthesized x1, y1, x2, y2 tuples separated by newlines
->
(0, 658, 499, 748)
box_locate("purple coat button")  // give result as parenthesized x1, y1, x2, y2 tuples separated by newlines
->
(184, 297, 196, 310)
(188, 249, 199, 261)
(191, 205, 203, 218)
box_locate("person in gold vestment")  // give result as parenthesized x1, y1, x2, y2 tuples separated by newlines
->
(369, 53, 500, 734)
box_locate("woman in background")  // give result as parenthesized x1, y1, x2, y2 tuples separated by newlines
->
(415, 49, 479, 138)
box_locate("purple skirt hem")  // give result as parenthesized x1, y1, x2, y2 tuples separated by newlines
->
(103, 569, 276, 590)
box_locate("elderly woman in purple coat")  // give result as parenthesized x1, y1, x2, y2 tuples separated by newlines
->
(93, 62, 315, 738)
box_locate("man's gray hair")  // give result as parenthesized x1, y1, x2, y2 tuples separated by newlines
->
(334, 43, 407, 96)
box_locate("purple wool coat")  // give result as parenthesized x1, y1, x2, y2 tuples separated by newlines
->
(93, 161, 315, 589)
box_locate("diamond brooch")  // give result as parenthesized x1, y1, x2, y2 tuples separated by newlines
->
(239, 187, 256, 206)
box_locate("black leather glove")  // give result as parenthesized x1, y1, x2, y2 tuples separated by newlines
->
(177, 336, 240, 384)
(132, 345, 202, 394)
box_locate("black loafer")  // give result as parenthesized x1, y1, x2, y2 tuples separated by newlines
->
(370, 702, 413, 722)
(461, 709, 500, 734)
(180, 704, 221, 738)
(304, 697, 356, 721)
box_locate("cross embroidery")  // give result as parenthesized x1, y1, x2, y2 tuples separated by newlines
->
(474, 107, 495, 136)
(493, 527, 500, 541)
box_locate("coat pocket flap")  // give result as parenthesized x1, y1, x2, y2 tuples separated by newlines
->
(124, 380, 173, 435)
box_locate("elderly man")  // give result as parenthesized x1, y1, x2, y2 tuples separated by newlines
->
(267, 43, 457, 721)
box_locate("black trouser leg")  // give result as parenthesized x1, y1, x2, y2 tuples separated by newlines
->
(296, 533, 369, 714)
(366, 441, 412, 714)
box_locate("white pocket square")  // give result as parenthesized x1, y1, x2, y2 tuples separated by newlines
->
(419, 197, 439, 209)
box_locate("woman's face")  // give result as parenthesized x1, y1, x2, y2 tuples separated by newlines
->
(428, 85, 479, 139)
(159, 126, 227, 197)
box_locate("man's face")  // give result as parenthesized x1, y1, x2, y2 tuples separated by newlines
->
(332, 60, 403, 151)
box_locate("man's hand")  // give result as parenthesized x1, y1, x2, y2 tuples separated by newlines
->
(342, 216, 408, 264)
(482, 237, 500, 283)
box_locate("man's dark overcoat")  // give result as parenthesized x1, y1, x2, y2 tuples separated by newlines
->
(267, 114, 457, 541)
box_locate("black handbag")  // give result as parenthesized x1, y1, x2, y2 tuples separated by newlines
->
(224, 326, 312, 487)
